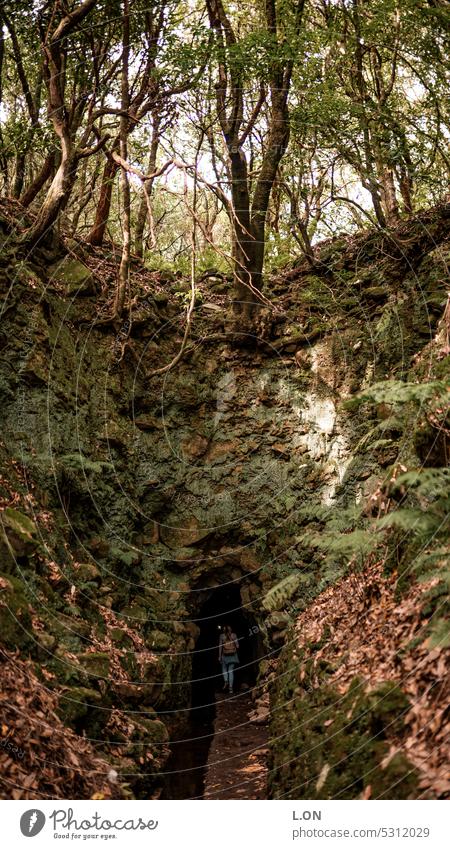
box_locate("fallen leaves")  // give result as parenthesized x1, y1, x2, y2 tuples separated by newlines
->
(294, 559, 450, 798)
(203, 693, 268, 799)
(0, 649, 128, 800)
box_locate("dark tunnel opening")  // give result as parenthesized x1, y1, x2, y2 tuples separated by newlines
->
(191, 583, 261, 712)
(162, 581, 263, 799)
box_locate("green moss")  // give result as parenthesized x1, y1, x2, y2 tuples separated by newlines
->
(0, 573, 32, 649)
(110, 627, 133, 647)
(2, 507, 38, 557)
(367, 682, 411, 736)
(147, 630, 172, 651)
(371, 752, 419, 799)
(136, 717, 169, 745)
(56, 686, 102, 727)
(269, 663, 418, 800)
(48, 257, 96, 296)
(76, 651, 111, 679)
(43, 611, 91, 641)
(119, 604, 148, 623)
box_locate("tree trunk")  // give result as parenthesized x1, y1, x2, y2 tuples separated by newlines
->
(380, 168, 400, 224)
(228, 148, 259, 323)
(12, 152, 26, 199)
(69, 155, 100, 235)
(399, 172, 413, 215)
(22, 135, 74, 247)
(351, 0, 386, 229)
(20, 152, 55, 208)
(114, 0, 131, 317)
(22, 0, 97, 248)
(87, 152, 119, 246)
(231, 87, 291, 325)
(206, 0, 303, 332)
(251, 89, 290, 285)
(134, 188, 149, 259)
(134, 111, 161, 259)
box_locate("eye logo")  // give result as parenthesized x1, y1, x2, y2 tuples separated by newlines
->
(20, 810, 46, 837)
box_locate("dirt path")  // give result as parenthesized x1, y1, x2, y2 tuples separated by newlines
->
(203, 690, 268, 799)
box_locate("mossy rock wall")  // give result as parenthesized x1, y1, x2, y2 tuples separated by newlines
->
(0, 232, 448, 798)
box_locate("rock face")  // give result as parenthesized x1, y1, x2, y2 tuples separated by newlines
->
(0, 227, 449, 799)
(48, 257, 98, 296)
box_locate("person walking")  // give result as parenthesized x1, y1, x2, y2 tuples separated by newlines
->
(219, 624, 239, 695)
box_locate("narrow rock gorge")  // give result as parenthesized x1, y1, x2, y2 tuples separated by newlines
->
(1, 203, 449, 800)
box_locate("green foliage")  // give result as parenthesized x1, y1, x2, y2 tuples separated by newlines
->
(344, 380, 448, 410)
(2, 507, 37, 541)
(377, 509, 439, 537)
(262, 573, 305, 612)
(389, 468, 450, 499)
(110, 546, 140, 568)
(427, 618, 450, 649)
(315, 528, 379, 564)
(174, 287, 203, 308)
(59, 454, 114, 476)
(1, 0, 448, 278)
(414, 550, 450, 580)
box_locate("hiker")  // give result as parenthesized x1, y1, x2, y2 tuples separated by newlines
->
(219, 624, 239, 694)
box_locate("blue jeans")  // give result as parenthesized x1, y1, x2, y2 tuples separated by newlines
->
(221, 655, 238, 691)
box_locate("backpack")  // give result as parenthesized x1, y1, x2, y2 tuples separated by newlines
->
(222, 634, 237, 655)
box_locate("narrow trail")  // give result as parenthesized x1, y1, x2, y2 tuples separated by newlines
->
(203, 691, 268, 799)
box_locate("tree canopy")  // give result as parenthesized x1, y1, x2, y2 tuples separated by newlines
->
(0, 0, 449, 322)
